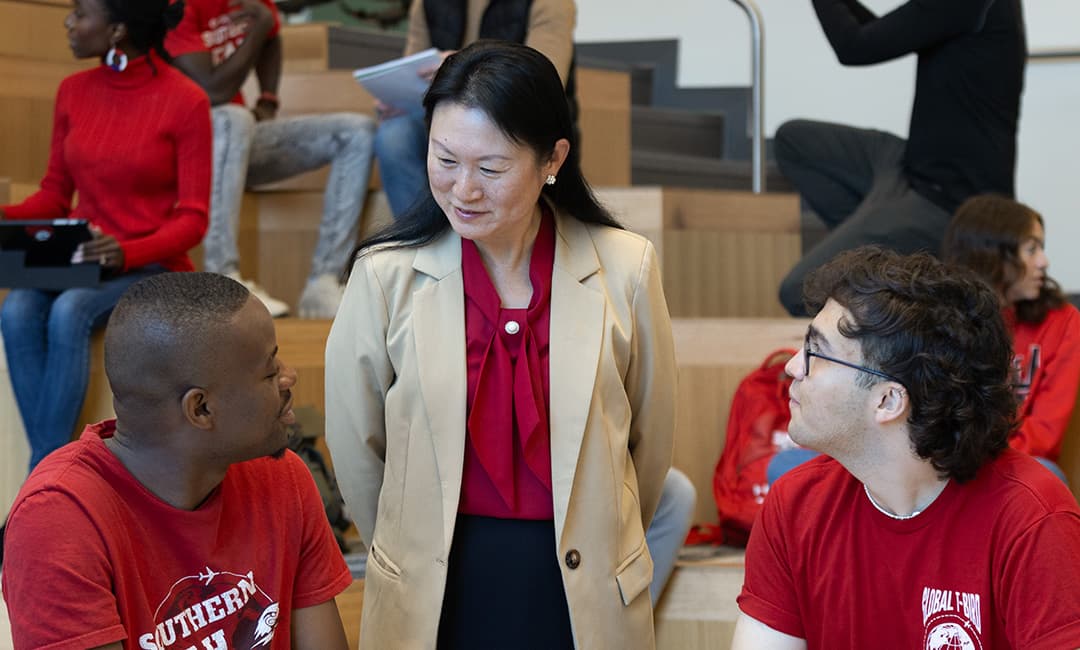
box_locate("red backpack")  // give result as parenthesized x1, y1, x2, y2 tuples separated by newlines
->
(689, 349, 796, 547)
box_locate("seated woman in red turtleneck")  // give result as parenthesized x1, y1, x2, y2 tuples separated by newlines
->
(0, 0, 210, 470)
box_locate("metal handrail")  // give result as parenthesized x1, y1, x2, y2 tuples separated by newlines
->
(729, 0, 766, 193)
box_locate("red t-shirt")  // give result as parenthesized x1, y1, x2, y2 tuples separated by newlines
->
(2, 421, 353, 650)
(164, 0, 281, 105)
(1009, 303, 1080, 460)
(1, 52, 210, 271)
(738, 451, 1080, 649)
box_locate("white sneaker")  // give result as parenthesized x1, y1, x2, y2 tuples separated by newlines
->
(298, 274, 345, 319)
(225, 272, 290, 318)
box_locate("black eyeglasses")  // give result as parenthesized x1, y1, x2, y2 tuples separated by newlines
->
(803, 332, 902, 384)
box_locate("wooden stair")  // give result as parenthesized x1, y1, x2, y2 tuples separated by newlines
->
(598, 186, 801, 318)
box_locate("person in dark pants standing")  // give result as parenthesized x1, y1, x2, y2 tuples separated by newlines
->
(776, 0, 1026, 316)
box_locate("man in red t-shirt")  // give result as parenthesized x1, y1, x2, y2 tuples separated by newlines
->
(166, 0, 374, 319)
(2, 272, 352, 650)
(733, 247, 1080, 649)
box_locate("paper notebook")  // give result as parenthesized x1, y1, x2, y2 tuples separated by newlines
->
(353, 48, 441, 112)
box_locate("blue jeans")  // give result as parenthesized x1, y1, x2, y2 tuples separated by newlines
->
(1, 267, 164, 469)
(767, 447, 821, 486)
(1035, 456, 1068, 485)
(210, 105, 375, 279)
(373, 109, 429, 219)
(646, 467, 696, 605)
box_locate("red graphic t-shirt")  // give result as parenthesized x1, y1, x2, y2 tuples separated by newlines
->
(738, 451, 1080, 649)
(2, 421, 352, 650)
(1008, 303, 1080, 459)
(164, 0, 281, 104)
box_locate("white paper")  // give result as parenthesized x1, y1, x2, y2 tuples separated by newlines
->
(352, 48, 441, 112)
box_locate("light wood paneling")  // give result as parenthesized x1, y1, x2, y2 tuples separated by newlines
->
(0, 329, 30, 523)
(0, 57, 90, 184)
(597, 187, 801, 318)
(1056, 392, 1080, 501)
(242, 69, 376, 117)
(250, 189, 391, 309)
(0, 0, 75, 64)
(660, 189, 800, 318)
(577, 67, 632, 187)
(10, 182, 36, 203)
(279, 23, 332, 72)
(671, 318, 807, 524)
(274, 318, 334, 412)
(337, 579, 364, 650)
(654, 562, 744, 650)
(77, 329, 114, 427)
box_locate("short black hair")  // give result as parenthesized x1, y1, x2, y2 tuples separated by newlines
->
(105, 272, 250, 401)
(804, 246, 1016, 482)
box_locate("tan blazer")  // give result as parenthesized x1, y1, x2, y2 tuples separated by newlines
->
(325, 211, 676, 649)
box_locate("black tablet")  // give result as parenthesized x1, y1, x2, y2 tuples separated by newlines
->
(0, 219, 93, 267)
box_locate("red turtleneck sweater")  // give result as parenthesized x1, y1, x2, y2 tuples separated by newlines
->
(2, 51, 211, 272)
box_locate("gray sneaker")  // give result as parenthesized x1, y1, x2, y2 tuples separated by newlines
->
(298, 274, 345, 319)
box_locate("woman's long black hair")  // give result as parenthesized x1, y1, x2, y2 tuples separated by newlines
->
(352, 39, 620, 263)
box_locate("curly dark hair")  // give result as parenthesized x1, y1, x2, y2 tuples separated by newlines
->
(944, 194, 1065, 324)
(803, 246, 1017, 482)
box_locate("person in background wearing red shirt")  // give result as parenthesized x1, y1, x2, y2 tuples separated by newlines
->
(733, 247, 1080, 649)
(0, 0, 210, 471)
(166, 0, 374, 319)
(2, 272, 352, 650)
(943, 195, 1080, 484)
(326, 41, 675, 648)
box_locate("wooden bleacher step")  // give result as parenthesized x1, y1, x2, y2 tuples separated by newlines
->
(597, 186, 802, 318)
(632, 105, 726, 160)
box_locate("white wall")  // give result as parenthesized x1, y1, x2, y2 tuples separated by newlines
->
(576, 1, 1080, 290)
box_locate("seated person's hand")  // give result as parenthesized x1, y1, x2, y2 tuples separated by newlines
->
(418, 50, 455, 83)
(72, 225, 124, 269)
(376, 50, 455, 119)
(374, 99, 404, 122)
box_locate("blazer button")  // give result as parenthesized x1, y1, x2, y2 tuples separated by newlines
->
(565, 549, 581, 570)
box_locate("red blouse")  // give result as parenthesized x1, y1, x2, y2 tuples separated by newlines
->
(458, 206, 555, 520)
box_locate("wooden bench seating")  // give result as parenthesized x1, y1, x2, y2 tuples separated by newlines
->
(601, 187, 802, 318)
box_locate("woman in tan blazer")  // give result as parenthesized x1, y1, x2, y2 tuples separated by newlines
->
(325, 41, 675, 649)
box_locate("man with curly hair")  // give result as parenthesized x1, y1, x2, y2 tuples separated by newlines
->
(732, 246, 1080, 649)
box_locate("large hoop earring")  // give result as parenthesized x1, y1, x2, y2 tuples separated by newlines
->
(106, 46, 128, 72)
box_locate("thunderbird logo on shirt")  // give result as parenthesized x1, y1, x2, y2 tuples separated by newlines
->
(922, 585, 984, 650)
(136, 567, 279, 650)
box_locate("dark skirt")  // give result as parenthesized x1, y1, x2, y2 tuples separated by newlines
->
(437, 515, 575, 649)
